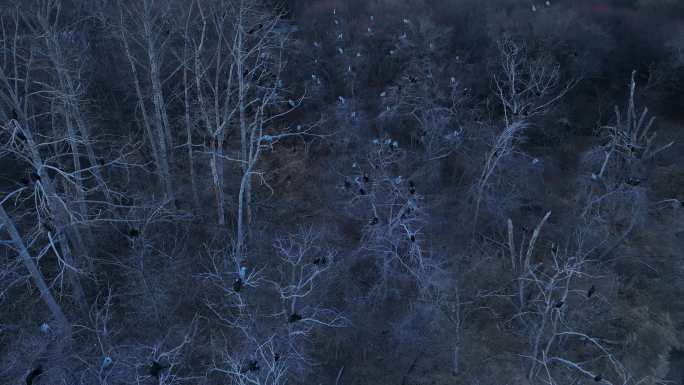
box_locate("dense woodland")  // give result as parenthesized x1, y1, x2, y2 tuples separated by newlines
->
(1, 0, 684, 384)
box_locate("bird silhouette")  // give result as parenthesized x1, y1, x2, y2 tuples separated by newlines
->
(149, 361, 169, 378)
(233, 278, 243, 293)
(587, 285, 596, 298)
(26, 366, 43, 385)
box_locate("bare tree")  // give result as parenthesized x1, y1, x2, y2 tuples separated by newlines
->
(0, 20, 92, 318)
(116, 0, 176, 205)
(473, 36, 576, 227)
(228, 1, 303, 268)
(0, 202, 69, 333)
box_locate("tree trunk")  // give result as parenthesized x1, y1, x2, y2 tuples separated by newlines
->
(0, 205, 70, 332)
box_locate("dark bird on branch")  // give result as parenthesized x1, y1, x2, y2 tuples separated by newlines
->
(594, 375, 602, 382)
(359, 188, 366, 195)
(128, 228, 140, 237)
(289, 313, 302, 323)
(625, 178, 640, 186)
(554, 300, 564, 308)
(363, 172, 370, 183)
(233, 278, 243, 293)
(344, 179, 351, 189)
(410, 234, 416, 242)
(42, 221, 55, 233)
(313, 257, 327, 265)
(25, 366, 43, 385)
(587, 285, 596, 298)
(370, 216, 379, 225)
(241, 359, 260, 373)
(247, 24, 263, 35)
(10, 109, 18, 120)
(149, 361, 169, 378)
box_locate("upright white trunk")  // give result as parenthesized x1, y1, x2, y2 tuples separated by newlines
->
(119, 21, 175, 203)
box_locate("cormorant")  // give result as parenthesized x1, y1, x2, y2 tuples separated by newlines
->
(359, 188, 366, 195)
(313, 257, 327, 265)
(363, 173, 369, 183)
(554, 301, 564, 308)
(42, 221, 55, 233)
(149, 361, 169, 378)
(625, 178, 640, 186)
(233, 278, 243, 293)
(370, 216, 379, 225)
(247, 24, 263, 35)
(587, 285, 596, 298)
(128, 228, 140, 237)
(594, 375, 602, 382)
(289, 313, 302, 323)
(26, 366, 43, 385)
(410, 234, 416, 242)
(344, 179, 351, 189)
(241, 359, 260, 373)
(10, 109, 18, 120)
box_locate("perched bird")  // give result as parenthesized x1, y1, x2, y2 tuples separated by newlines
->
(594, 375, 602, 382)
(289, 313, 302, 323)
(409, 181, 416, 195)
(359, 188, 366, 195)
(241, 360, 260, 373)
(410, 234, 416, 242)
(369, 216, 379, 226)
(233, 278, 243, 293)
(101, 357, 113, 369)
(42, 221, 55, 233)
(247, 23, 263, 34)
(554, 300, 564, 308)
(625, 178, 640, 186)
(149, 361, 169, 378)
(26, 366, 43, 385)
(363, 173, 370, 183)
(128, 228, 140, 237)
(10, 109, 18, 120)
(344, 179, 351, 189)
(587, 285, 596, 298)
(313, 257, 327, 265)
